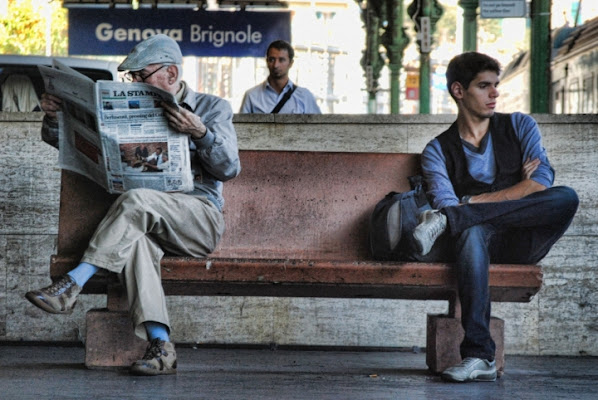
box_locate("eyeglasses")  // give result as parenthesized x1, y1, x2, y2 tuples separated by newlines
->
(125, 65, 168, 82)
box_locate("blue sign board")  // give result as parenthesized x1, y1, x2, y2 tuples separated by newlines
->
(68, 9, 291, 57)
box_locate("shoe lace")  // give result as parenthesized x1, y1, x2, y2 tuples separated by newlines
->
(426, 213, 445, 241)
(458, 357, 479, 367)
(142, 339, 165, 360)
(47, 276, 74, 295)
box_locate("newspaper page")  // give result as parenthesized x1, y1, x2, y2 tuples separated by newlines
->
(38, 62, 107, 188)
(38, 61, 193, 194)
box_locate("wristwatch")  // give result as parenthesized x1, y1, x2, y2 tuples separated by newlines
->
(461, 195, 472, 204)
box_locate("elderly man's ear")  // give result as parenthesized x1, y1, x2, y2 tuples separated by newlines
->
(166, 65, 179, 85)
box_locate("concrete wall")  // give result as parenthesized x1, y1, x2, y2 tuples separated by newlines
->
(1, 112, 596, 356)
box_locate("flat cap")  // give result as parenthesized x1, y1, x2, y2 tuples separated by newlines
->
(118, 34, 183, 71)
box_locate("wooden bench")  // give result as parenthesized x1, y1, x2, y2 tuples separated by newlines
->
(49, 150, 543, 374)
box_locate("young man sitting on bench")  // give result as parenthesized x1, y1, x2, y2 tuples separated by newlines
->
(412, 52, 578, 382)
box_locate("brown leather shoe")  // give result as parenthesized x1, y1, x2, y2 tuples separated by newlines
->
(25, 275, 82, 314)
(130, 339, 177, 376)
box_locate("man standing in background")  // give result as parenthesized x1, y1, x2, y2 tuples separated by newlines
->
(240, 39, 321, 114)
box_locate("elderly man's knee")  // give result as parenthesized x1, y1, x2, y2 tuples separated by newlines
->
(118, 188, 156, 207)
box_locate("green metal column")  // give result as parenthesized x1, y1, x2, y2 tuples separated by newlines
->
(530, 0, 551, 113)
(382, 0, 409, 114)
(358, 0, 385, 114)
(408, 0, 444, 114)
(459, 0, 478, 52)
(421, 52, 431, 114)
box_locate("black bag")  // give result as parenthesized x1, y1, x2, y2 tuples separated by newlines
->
(368, 175, 431, 261)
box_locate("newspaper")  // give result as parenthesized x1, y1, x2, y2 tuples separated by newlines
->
(38, 60, 193, 194)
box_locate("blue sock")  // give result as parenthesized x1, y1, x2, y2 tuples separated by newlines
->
(67, 262, 99, 287)
(145, 321, 170, 342)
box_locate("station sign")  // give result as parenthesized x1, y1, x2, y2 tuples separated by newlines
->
(68, 8, 291, 57)
(480, 0, 527, 18)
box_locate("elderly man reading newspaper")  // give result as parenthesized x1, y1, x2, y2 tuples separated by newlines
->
(26, 34, 241, 376)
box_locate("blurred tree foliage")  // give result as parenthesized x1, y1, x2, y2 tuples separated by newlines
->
(435, 3, 503, 45)
(0, 0, 68, 55)
(478, 16, 503, 43)
(436, 2, 457, 43)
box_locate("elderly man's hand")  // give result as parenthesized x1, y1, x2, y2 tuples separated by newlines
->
(161, 102, 207, 139)
(40, 93, 62, 119)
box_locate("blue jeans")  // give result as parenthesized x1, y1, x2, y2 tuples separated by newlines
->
(422, 186, 579, 360)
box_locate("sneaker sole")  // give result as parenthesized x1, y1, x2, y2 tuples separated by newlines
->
(441, 371, 497, 383)
(25, 292, 75, 315)
(130, 365, 177, 376)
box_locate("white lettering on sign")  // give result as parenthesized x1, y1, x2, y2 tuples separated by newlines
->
(480, 0, 526, 18)
(420, 17, 431, 53)
(189, 24, 262, 47)
(94, 23, 263, 48)
(95, 23, 183, 42)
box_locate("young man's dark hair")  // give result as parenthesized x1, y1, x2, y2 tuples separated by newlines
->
(446, 52, 501, 100)
(267, 39, 295, 61)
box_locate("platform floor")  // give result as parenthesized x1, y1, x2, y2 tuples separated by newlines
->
(0, 344, 597, 400)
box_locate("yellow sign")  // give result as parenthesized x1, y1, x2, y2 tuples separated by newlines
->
(406, 74, 419, 88)
(406, 73, 419, 100)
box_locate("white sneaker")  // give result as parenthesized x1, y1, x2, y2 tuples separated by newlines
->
(413, 210, 447, 256)
(441, 357, 497, 383)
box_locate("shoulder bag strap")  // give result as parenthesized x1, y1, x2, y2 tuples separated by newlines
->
(271, 85, 298, 114)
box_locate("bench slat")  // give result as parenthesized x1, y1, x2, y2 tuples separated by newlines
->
(50, 255, 542, 302)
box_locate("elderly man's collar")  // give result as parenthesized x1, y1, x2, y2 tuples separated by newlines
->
(177, 81, 197, 111)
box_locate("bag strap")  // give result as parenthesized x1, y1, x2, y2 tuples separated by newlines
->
(408, 175, 429, 208)
(408, 175, 424, 190)
(271, 85, 297, 114)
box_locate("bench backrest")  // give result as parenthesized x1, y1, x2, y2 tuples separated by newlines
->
(57, 150, 420, 261)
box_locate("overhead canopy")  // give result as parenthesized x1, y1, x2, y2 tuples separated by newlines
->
(61, 0, 352, 9)
(62, 0, 288, 8)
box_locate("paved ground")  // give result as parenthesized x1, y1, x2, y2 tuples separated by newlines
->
(0, 344, 597, 400)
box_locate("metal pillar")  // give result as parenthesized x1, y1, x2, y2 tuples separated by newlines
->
(530, 0, 551, 113)
(358, 0, 385, 113)
(459, 0, 478, 52)
(408, 0, 444, 114)
(358, 0, 409, 114)
(382, 0, 410, 114)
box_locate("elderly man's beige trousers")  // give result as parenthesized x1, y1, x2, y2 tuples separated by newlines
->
(80, 188, 224, 340)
